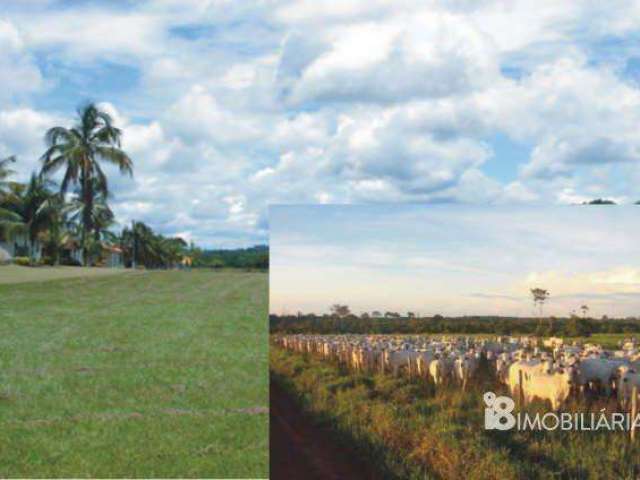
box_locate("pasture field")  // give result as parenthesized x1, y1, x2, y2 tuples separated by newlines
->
(573, 333, 628, 350)
(0, 269, 268, 478)
(271, 345, 640, 480)
(0, 264, 128, 285)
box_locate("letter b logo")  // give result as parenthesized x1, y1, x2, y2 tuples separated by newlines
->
(484, 392, 516, 430)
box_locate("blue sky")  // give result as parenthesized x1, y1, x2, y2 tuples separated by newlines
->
(270, 205, 640, 317)
(1, 1, 640, 247)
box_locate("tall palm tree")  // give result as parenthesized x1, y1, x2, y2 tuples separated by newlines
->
(66, 179, 116, 264)
(40, 103, 133, 265)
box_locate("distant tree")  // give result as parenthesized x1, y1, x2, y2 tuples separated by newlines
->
(371, 310, 382, 318)
(360, 312, 370, 319)
(530, 288, 549, 317)
(566, 314, 593, 337)
(583, 198, 616, 205)
(531, 288, 550, 333)
(581, 304, 589, 318)
(546, 315, 558, 336)
(330, 304, 351, 318)
(407, 311, 416, 318)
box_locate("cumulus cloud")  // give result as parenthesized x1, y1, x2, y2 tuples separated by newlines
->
(0, 20, 44, 101)
(278, 12, 499, 105)
(1, 0, 640, 246)
(0, 108, 62, 176)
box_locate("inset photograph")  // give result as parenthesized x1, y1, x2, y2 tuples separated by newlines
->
(0, 106, 268, 479)
(270, 204, 640, 480)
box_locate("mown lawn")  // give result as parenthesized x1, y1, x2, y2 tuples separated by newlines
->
(0, 264, 128, 285)
(0, 270, 268, 478)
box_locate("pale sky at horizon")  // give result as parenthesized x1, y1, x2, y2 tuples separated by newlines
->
(270, 205, 640, 318)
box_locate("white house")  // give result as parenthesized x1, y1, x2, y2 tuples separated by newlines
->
(0, 232, 41, 262)
(102, 244, 123, 268)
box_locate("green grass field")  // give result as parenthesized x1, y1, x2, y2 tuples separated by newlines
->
(0, 264, 129, 284)
(271, 346, 640, 480)
(0, 269, 268, 478)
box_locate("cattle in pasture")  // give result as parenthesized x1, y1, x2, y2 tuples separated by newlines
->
(274, 334, 640, 410)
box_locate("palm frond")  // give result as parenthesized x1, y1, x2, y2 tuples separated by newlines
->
(95, 146, 133, 175)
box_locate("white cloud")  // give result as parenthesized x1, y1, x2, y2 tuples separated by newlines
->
(280, 11, 499, 105)
(0, 108, 61, 175)
(0, 20, 44, 101)
(2, 0, 640, 246)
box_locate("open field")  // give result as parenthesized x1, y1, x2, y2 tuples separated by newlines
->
(271, 345, 640, 480)
(0, 270, 268, 478)
(573, 333, 629, 350)
(0, 265, 129, 285)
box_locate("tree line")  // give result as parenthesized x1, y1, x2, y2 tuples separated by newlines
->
(196, 245, 268, 270)
(270, 312, 640, 337)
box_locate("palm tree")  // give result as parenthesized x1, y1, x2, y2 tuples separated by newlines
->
(0, 156, 19, 228)
(119, 221, 189, 269)
(580, 304, 589, 319)
(40, 103, 133, 265)
(66, 180, 115, 264)
(2, 174, 55, 261)
(36, 193, 66, 265)
(0, 155, 16, 196)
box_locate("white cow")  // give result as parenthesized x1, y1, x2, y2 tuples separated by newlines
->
(429, 357, 453, 386)
(521, 367, 576, 410)
(416, 351, 436, 379)
(508, 359, 553, 398)
(386, 350, 412, 377)
(616, 365, 640, 408)
(495, 354, 512, 384)
(453, 356, 478, 389)
(575, 358, 627, 395)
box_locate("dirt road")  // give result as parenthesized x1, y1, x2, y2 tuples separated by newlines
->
(269, 381, 383, 480)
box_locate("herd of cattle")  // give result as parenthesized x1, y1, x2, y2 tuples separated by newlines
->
(274, 334, 640, 411)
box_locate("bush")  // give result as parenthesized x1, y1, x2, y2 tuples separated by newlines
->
(61, 257, 82, 266)
(41, 256, 54, 266)
(13, 257, 31, 267)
